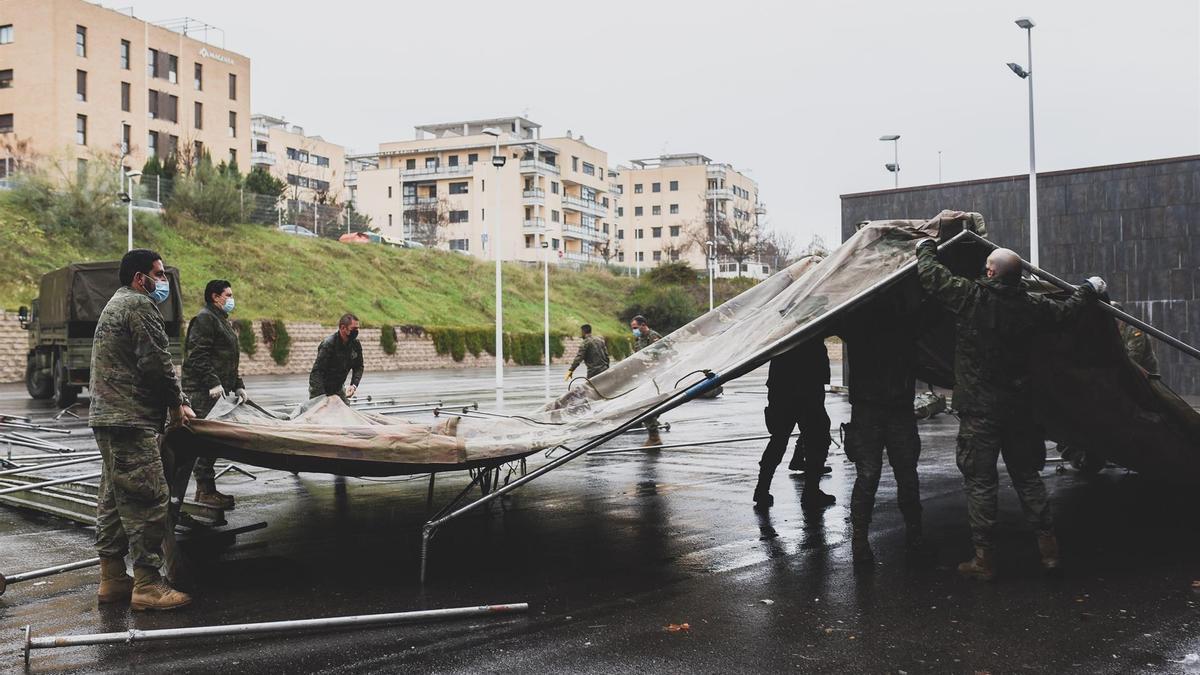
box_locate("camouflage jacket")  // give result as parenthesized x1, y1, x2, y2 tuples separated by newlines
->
(308, 332, 364, 397)
(917, 245, 1095, 419)
(182, 304, 244, 395)
(89, 286, 189, 431)
(570, 334, 610, 374)
(842, 289, 922, 411)
(766, 338, 830, 402)
(1120, 322, 1160, 376)
(634, 328, 662, 352)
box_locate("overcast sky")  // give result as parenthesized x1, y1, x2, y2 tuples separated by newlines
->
(139, 0, 1199, 246)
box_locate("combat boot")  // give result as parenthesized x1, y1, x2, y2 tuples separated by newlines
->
(1036, 531, 1061, 571)
(956, 547, 996, 581)
(852, 529, 875, 567)
(97, 556, 133, 604)
(193, 479, 235, 510)
(752, 474, 774, 511)
(131, 567, 192, 611)
(905, 519, 925, 551)
(800, 479, 835, 509)
(642, 427, 663, 448)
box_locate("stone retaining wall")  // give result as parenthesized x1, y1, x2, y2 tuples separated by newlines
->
(0, 313, 27, 383)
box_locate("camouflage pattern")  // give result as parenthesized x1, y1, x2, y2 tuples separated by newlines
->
(1121, 323, 1160, 377)
(915, 245, 1095, 419)
(570, 334, 610, 377)
(88, 286, 189, 431)
(634, 328, 662, 352)
(759, 341, 832, 478)
(94, 427, 169, 568)
(956, 414, 1052, 550)
(847, 404, 921, 529)
(308, 332, 364, 398)
(182, 304, 244, 394)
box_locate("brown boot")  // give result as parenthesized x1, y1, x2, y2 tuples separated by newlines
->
(957, 547, 996, 581)
(1037, 531, 1061, 571)
(642, 428, 663, 448)
(131, 567, 192, 611)
(97, 556, 133, 604)
(193, 479, 235, 510)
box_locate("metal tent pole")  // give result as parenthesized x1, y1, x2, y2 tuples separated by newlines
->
(0, 557, 100, 596)
(0, 472, 103, 496)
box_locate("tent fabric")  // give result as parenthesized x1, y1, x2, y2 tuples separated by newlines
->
(36, 261, 183, 325)
(168, 211, 1200, 482)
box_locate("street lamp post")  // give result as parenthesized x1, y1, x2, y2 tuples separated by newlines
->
(1008, 17, 1038, 267)
(124, 170, 142, 251)
(541, 238, 550, 399)
(879, 135, 900, 188)
(708, 193, 716, 312)
(706, 240, 715, 310)
(482, 128, 506, 390)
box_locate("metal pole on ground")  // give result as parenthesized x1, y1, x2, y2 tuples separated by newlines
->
(0, 472, 103, 496)
(1, 557, 100, 596)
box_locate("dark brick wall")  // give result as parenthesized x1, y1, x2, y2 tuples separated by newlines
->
(840, 155, 1200, 396)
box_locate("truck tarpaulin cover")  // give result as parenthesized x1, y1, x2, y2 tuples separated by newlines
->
(167, 211, 1200, 482)
(37, 261, 183, 325)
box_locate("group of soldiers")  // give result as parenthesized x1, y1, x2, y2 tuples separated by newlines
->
(755, 235, 1118, 580)
(89, 249, 367, 611)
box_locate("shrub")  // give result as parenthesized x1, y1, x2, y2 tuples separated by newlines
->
(619, 285, 701, 335)
(9, 161, 123, 245)
(233, 319, 256, 356)
(269, 320, 291, 365)
(244, 165, 286, 198)
(647, 261, 699, 285)
(605, 334, 634, 361)
(165, 157, 241, 227)
(380, 324, 397, 355)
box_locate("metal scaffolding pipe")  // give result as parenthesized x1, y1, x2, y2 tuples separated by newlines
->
(590, 431, 801, 456)
(0, 420, 72, 435)
(24, 602, 530, 664)
(0, 455, 101, 476)
(0, 557, 100, 596)
(0, 436, 72, 453)
(3, 452, 100, 463)
(0, 472, 103, 496)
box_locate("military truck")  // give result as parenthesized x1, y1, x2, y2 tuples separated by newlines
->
(18, 261, 184, 407)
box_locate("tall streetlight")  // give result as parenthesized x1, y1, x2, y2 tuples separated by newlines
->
(879, 135, 900, 188)
(124, 170, 142, 251)
(541, 237, 550, 400)
(1008, 16, 1038, 267)
(482, 127, 506, 390)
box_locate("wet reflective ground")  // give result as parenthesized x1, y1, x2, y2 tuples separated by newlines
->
(2, 366, 1200, 673)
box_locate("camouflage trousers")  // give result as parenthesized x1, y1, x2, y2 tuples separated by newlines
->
(846, 405, 922, 530)
(94, 427, 169, 569)
(956, 415, 1052, 551)
(187, 392, 217, 482)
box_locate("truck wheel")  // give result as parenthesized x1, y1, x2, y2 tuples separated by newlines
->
(52, 352, 78, 408)
(25, 353, 52, 399)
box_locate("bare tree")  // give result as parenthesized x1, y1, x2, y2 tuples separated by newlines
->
(688, 196, 759, 277)
(759, 228, 798, 271)
(801, 233, 830, 257)
(0, 135, 38, 177)
(405, 195, 449, 247)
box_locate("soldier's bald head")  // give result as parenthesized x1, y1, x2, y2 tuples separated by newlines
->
(985, 248, 1022, 281)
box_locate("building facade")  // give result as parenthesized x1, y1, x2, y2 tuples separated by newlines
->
(612, 154, 768, 277)
(250, 114, 345, 203)
(0, 0, 251, 176)
(355, 117, 616, 264)
(840, 154, 1200, 396)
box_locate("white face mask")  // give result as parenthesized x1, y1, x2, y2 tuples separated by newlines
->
(222, 297, 235, 313)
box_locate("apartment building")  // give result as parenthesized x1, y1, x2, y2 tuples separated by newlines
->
(0, 0, 251, 176)
(250, 114, 345, 202)
(612, 154, 769, 277)
(355, 116, 616, 264)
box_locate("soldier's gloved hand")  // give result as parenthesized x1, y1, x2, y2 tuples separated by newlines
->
(1085, 276, 1107, 294)
(344, 384, 358, 399)
(564, 370, 574, 381)
(916, 238, 937, 252)
(234, 387, 247, 404)
(208, 384, 225, 400)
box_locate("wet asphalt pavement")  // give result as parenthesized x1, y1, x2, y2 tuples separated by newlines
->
(2, 364, 1200, 674)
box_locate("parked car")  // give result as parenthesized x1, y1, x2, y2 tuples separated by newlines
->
(279, 224, 318, 238)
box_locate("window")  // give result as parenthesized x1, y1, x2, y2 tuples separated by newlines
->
(119, 40, 130, 69)
(572, 156, 579, 171)
(229, 148, 237, 166)
(387, 186, 392, 198)
(635, 229, 644, 239)
(147, 131, 158, 155)
(582, 161, 595, 176)
(602, 197, 609, 208)
(617, 252, 625, 262)
(166, 134, 178, 156)
(634, 183, 643, 194)
(193, 141, 203, 163)
(667, 203, 678, 215)
(0, 113, 13, 134)
(449, 239, 470, 251)
(165, 94, 178, 122)
(602, 223, 609, 234)
(652, 227, 662, 238)
(670, 225, 681, 237)
(147, 49, 158, 78)
(652, 182, 661, 193)
(406, 158, 416, 170)
(75, 114, 87, 145)
(617, 229, 624, 240)
(634, 206, 643, 216)
(388, 214, 393, 227)
(75, 70, 86, 101)
(449, 182, 469, 195)
(636, 251, 644, 262)
(0, 69, 11, 89)
(669, 180, 678, 191)
(75, 26, 86, 57)
(120, 82, 130, 111)
(228, 73, 237, 100)
(652, 205, 661, 216)
(550, 181, 559, 194)
(425, 157, 437, 168)
(121, 124, 131, 154)
(551, 210, 560, 223)
(653, 251, 662, 262)
(167, 54, 178, 83)
(193, 101, 202, 128)
(468, 153, 478, 165)
(617, 206, 624, 217)
(194, 63, 202, 90)
(449, 210, 469, 223)
(551, 238, 560, 250)
(0, 25, 12, 45)
(228, 111, 237, 137)
(448, 155, 459, 167)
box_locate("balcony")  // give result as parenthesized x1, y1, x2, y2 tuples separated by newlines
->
(561, 194, 607, 217)
(755, 203, 767, 215)
(400, 164, 474, 181)
(561, 223, 608, 243)
(251, 151, 276, 167)
(520, 159, 560, 175)
(562, 251, 591, 263)
(251, 123, 271, 140)
(706, 163, 729, 179)
(523, 217, 546, 230)
(402, 196, 439, 208)
(705, 188, 734, 200)
(608, 183, 623, 195)
(522, 188, 545, 205)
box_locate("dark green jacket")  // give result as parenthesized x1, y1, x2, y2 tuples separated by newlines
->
(182, 304, 244, 395)
(916, 245, 1094, 419)
(766, 338, 829, 403)
(88, 286, 189, 431)
(308, 332, 364, 397)
(634, 328, 662, 352)
(570, 335, 610, 375)
(1121, 323, 1160, 377)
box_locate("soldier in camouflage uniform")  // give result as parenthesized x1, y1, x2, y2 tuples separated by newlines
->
(1113, 302, 1160, 377)
(840, 288, 924, 565)
(566, 324, 610, 380)
(309, 313, 364, 400)
(916, 238, 1103, 580)
(89, 249, 194, 610)
(630, 315, 664, 446)
(181, 279, 246, 509)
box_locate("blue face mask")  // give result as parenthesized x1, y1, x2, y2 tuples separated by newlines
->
(632, 328, 642, 337)
(146, 276, 170, 304)
(223, 297, 235, 313)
